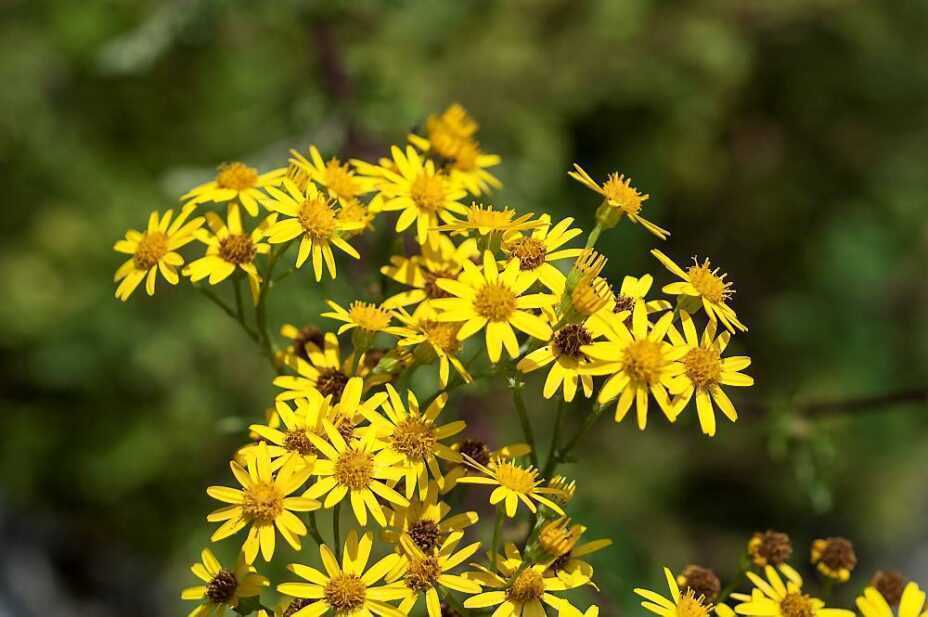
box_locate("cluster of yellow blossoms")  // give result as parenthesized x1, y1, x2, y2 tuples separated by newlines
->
(112, 105, 917, 617)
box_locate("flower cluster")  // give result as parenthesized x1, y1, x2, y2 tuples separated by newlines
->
(115, 104, 764, 616)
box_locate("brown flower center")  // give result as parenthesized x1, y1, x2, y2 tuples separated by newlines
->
(334, 450, 374, 490)
(324, 574, 366, 614)
(421, 320, 461, 353)
(780, 593, 815, 617)
(871, 570, 907, 606)
(458, 439, 490, 466)
(552, 324, 593, 359)
(508, 569, 545, 603)
(474, 282, 516, 321)
(284, 430, 315, 456)
(613, 293, 636, 315)
(219, 234, 257, 265)
(133, 231, 168, 270)
(749, 530, 793, 566)
(507, 237, 547, 271)
(680, 565, 721, 603)
(818, 537, 858, 572)
(316, 368, 349, 400)
(423, 270, 455, 299)
(206, 569, 238, 604)
(216, 162, 258, 191)
(391, 418, 437, 460)
(405, 556, 442, 592)
(408, 519, 442, 553)
(283, 599, 313, 617)
(292, 326, 324, 361)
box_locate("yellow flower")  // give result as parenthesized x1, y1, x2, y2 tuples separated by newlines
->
(857, 583, 928, 617)
(457, 456, 564, 518)
(517, 322, 599, 402)
(731, 565, 854, 617)
(582, 301, 686, 429)
(667, 311, 754, 437)
(246, 394, 333, 472)
(442, 440, 532, 491)
(569, 163, 669, 239)
(362, 385, 465, 499)
(465, 544, 584, 617)
(651, 249, 747, 333)
(113, 205, 204, 300)
(184, 205, 276, 302)
(277, 530, 407, 617)
(431, 251, 555, 363)
(380, 235, 478, 313)
(393, 308, 473, 388)
(810, 538, 857, 583)
(586, 273, 672, 337)
(274, 333, 374, 403)
(322, 301, 406, 343)
(540, 519, 612, 588)
(303, 422, 409, 526)
(391, 531, 483, 617)
(359, 145, 468, 245)
(382, 481, 479, 553)
(181, 548, 268, 617)
(289, 145, 377, 206)
(263, 179, 363, 281)
(635, 567, 714, 617)
(278, 323, 325, 368)
(182, 162, 285, 216)
(206, 442, 320, 563)
(503, 215, 585, 295)
(435, 203, 542, 238)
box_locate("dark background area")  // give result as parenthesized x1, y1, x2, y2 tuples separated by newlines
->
(2, 1, 927, 615)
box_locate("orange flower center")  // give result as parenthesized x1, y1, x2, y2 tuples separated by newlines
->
(324, 159, 360, 199)
(508, 569, 545, 603)
(780, 593, 815, 617)
(391, 418, 436, 460)
(683, 347, 722, 389)
(219, 234, 257, 265)
(298, 197, 338, 240)
(622, 339, 664, 384)
(686, 259, 732, 304)
(602, 173, 646, 215)
(133, 231, 168, 270)
(334, 450, 374, 490)
(410, 172, 447, 212)
(216, 162, 258, 191)
(242, 481, 283, 523)
(496, 462, 537, 494)
(474, 282, 516, 321)
(507, 237, 547, 270)
(324, 574, 366, 614)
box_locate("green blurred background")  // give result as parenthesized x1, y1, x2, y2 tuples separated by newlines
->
(2, 1, 927, 615)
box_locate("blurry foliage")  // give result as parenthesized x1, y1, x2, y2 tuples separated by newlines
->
(1, 0, 927, 614)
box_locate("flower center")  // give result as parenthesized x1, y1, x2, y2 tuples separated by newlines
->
(686, 259, 732, 304)
(347, 302, 392, 333)
(324, 159, 359, 199)
(324, 574, 366, 614)
(219, 234, 257, 265)
(334, 450, 374, 490)
(391, 418, 437, 460)
(133, 231, 168, 270)
(423, 270, 455, 299)
(408, 519, 442, 552)
(602, 173, 646, 215)
(292, 326, 324, 361)
(206, 569, 238, 604)
(680, 566, 721, 603)
(216, 162, 258, 191)
(458, 439, 491, 466)
(331, 415, 357, 443)
(871, 571, 907, 606)
(497, 462, 537, 494)
(410, 172, 447, 212)
(817, 537, 857, 572)
(552, 324, 593, 359)
(242, 481, 284, 523)
(316, 368, 349, 400)
(683, 347, 722, 389)
(676, 590, 711, 617)
(613, 293, 636, 315)
(283, 599, 313, 617)
(749, 530, 793, 566)
(508, 569, 545, 603)
(421, 320, 461, 352)
(780, 593, 815, 617)
(284, 430, 315, 456)
(622, 339, 664, 384)
(473, 282, 516, 321)
(298, 197, 338, 240)
(507, 237, 547, 271)
(405, 556, 442, 592)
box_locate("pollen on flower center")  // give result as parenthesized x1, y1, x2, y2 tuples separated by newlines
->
(298, 197, 338, 240)
(683, 347, 722, 388)
(410, 173, 447, 212)
(206, 569, 238, 604)
(347, 301, 392, 333)
(219, 234, 257, 265)
(473, 282, 517, 321)
(324, 574, 366, 614)
(334, 450, 374, 490)
(497, 462, 537, 494)
(391, 418, 437, 459)
(602, 173, 646, 215)
(507, 237, 547, 270)
(686, 259, 732, 304)
(622, 339, 664, 384)
(408, 519, 442, 552)
(133, 232, 168, 270)
(780, 593, 815, 617)
(324, 159, 359, 199)
(405, 556, 442, 592)
(316, 368, 349, 400)
(216, 162, 258, 191)
(508, 569, 545, 603)
(422, 320, 461, 352)
(676, 589, 711, 617)
(613, 293, 636, 315)
(284, 430, 315, 455)
(552, 324, 593, 359)
(242, 481, 284, 523)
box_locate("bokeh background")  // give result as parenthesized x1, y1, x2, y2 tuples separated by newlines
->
(2, 1, 927, 615)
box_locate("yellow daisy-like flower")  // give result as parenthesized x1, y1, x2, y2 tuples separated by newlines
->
(277, 530, 407, 617)
(667, 311, 754, 437)
(435, 203, 542, 238)
(322, 300, 406, 338)
(289, 145, 377, 206)
(465, 544, 584, 617)
(362, 385, 465, 499)
(359, 145, 468, 245)
(442, 440, 532, 492)
(181, 549, 268, 617)
(380, 235, 478, 313)
(246, 394, 332, 472)
(635, 567, 714, 617)
(431, 252, 556, 363)
(503, 215, 585, 295)
(263, 179, 363, 282)
(457, 456, 564, 518)
(274, 333, 375, 403)
(278, 324, 325, 368)
(586, 273, 672, 337)
(732, 565, 854, 617)
(391, 532, 483, 617)
(303, 422, 409, 527)
(184, 205, 276, 301)
(582, 301, 685, 429)
(382, 481, 479, 553)
(651, 249, 747, 333)
(540, 519, 612, 588)
(182, 161, 285, 216)
(206, 442, 320, 564)
(568, 164, 669, 239)
(517, 321, 599, 402)
(857, 583, 928, 617)
(393, 307, 473, 388)
(113, 204, 204, 300)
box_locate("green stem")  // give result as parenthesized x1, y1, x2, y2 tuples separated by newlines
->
(332, 502, 341, 548)
(511, 383, 540, 469)
(542, 399, 566, 478)
(198, 287, 258, 341)
(584, 223, 603, 249)
(307, 512, 324, 546)
(255, 240, 294, 366)
(490, 506, 504, 570)
(547, 403, 605, 475)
